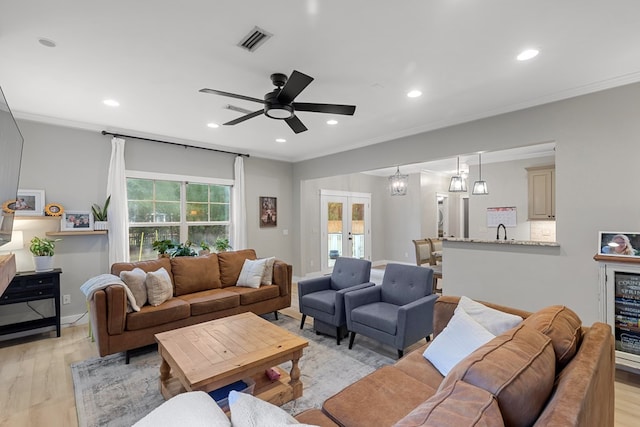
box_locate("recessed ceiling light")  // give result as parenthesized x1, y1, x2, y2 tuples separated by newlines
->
(103, 99, 120, 107)
(207, 123, 220, 128)
(326, 119, 338, 125)
(407, 90, 422, 98)
(38, 37, 56, 48)
(517, 49, 539, 61)
(275, 138, 286, 143)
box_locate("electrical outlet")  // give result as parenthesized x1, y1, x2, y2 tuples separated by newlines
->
(63, 294, 71, 305)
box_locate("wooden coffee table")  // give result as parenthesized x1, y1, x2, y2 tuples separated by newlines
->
(155, 312, 309, 406)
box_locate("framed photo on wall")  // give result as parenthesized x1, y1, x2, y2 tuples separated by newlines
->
(61, 211, 94, 231)
(598, 231, 640, 258)
(12, 189, 45, 216)
(260, 196, 277, 228)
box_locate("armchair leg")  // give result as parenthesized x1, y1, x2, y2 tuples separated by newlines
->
(397, 349, 404, 358)
(273, 311, 278, 321)
(300, 314, 307, 329)
(426, 335, 431, 342)
(336, 327, 341, 345)
(348, 332, 356, 349)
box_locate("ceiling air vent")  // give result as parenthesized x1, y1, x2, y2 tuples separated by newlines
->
(237, 26, 273, 52)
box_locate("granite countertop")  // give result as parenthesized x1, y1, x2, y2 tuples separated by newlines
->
(444, 237, 560, 247)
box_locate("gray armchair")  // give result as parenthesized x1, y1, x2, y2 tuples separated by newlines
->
(345, 263, 436, 358)
(298, 257, 373, 344)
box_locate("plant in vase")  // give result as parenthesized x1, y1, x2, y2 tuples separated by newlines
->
(91, 195, 111, 230)
(214, 237, 232, 253)
(198, 241, 210, 256)
(29, 236, 61, 272)
(171, 241, 197, 257)
(152, 239, 176, 258)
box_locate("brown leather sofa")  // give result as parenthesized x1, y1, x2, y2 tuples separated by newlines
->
(294, 295, 615, 427)
(89, 249, 292, 358)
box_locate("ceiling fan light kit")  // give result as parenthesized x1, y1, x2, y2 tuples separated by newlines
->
(200, 70, 356, 134)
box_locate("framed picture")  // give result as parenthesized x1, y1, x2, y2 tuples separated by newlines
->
(13, 189, 45, 216)
(598, 232, 640, 258)
(259, 196, 277, 228)
(61, 211, 94, 231)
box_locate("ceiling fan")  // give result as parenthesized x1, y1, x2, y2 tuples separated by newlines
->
(199, 70, 356, 134)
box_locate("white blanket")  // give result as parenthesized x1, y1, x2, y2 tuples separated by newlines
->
(80, 273, 141, 312)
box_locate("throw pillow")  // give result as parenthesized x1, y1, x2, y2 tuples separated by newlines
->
(423, 307, 495, 376)
(228, 390, 316, 427)
(523, 305, 582, 368)
(120, 268, 148, 309)
(145, 267, 173, 306)
(133, 391, 230, 427)
(236, 259, 268, 289)
(457, 295, 523, 335)
(261, 257, 277, 285)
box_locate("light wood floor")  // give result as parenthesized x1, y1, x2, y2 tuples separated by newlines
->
(1, 310, 639, 426)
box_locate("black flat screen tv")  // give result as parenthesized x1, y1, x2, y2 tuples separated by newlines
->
(0, 85, 24, 248)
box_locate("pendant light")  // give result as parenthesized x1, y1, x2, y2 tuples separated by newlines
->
(472, 153, 489, 195)
(448, 157, 467, 192)
(389, 166, 408, 196)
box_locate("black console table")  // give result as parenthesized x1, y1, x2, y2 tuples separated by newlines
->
(0, 268, 62, 338)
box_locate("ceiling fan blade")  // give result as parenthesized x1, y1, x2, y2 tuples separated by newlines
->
(277, 70, 314, 104)
(199, 88, 264, 104)
(293, 102, 356, 115)
(223, 109, 264, 126)
(285, 115, 308, 134)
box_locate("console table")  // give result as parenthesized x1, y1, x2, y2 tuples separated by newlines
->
(0, 268, 62, 338)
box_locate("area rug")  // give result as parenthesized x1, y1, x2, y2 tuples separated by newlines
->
(71, 314, 394, 427)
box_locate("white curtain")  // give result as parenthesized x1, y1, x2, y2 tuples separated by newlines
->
(106, 137, 130, 264)
(231, 156, 247, 250)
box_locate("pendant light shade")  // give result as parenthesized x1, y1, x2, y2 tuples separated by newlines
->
(472, 153, 489, 195)
(389, 166, 408, 196)
(448, 157, 467, 192)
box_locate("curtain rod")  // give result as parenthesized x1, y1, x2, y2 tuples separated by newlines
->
(101, 131, 250, 157)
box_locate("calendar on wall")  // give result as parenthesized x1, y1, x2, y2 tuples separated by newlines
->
(486, 207, 517, 228)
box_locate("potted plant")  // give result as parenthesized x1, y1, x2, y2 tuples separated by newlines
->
(171, 241, 197, 257)
(152, 239, 175, 258)
(214, 237, 232, 253)
(198, 241, 210, 256)
(29, 236, 61, 272)
(91, 195, 111, 231)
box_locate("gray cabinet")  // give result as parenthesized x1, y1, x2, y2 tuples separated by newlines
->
(527, 166, 555, 220)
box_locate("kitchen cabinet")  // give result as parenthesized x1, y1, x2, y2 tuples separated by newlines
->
(527, 166, 555, 220)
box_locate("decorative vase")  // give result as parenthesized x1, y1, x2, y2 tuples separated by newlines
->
(93, 221, 108, 231)
(34, 256, 54, 272)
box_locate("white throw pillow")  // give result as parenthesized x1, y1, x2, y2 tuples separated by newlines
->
(261, 257, 277, 285)
(457, 296, 523, 335)
(133, 391, 230, 427)
(423, 308, 495, 376)
(228, 390, 316, 427)
(236, 259, 268, 289)
(120, 268, 148, 309)
(145, 267, 173, 306)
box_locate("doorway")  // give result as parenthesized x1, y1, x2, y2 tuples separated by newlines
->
(320, 190, 371, 271)
(436, 193, 449, 238)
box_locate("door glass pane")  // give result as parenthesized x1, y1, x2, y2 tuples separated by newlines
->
(351, 203, 365, 259)
(327, 202, 343, 267)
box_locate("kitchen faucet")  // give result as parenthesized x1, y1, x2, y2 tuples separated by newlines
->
(496, 223, 507, 240)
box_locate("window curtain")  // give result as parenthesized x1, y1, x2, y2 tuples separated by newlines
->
(231, 156, 247, 250)
(106, 137, 130, 264)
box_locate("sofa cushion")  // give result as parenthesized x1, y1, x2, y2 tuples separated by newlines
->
(218, 249, 257, 287)
(120, 268, 148, 308)
(301, 289, 337, 314)
(322, 366, 437, 427)
(261, 257, 277, 285)
(126, 298, 190, 331)
(178, 289, 240, 316)
(227, 284, 280, 305)
(111, 257, 173, 282)
(439, 324, 555, 427)
(394, 343, 444, 389)
(236, 258, 268, 288)
(170, 254, 222, 296)
(133, 391, 230, 427)
(145, 267, 174, 306)
(523, 305, 582, 368)
(423, 307, 495, 376)
(393, 380, 504, 427)
(294, 409, 339, 426)
(351, 301, 399, 335)
(457, 296, 523, 335)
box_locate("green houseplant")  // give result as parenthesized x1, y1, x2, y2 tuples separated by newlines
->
(214, 237, 232, 253)
(92, 195, 111, 230)
(171, 241, 197, 257)
(29, 236, 61, 272)
(199, 241, 211, 256)
(152, 239, 175, 258)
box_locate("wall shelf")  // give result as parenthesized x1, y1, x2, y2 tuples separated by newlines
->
(46, 231, 107, 236)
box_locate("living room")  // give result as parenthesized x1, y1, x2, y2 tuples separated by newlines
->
(1, 1, 640, 426)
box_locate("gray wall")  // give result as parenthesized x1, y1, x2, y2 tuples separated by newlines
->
(292, 82, 640, 325)
(3, 120, 293, 326)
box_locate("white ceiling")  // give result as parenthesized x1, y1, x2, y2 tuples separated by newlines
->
(1, 1, 639, 162)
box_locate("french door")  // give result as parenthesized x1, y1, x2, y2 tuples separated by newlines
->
(320, 190, 371, 271)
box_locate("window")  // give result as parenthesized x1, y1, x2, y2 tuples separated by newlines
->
(127, 173, 232, 261)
